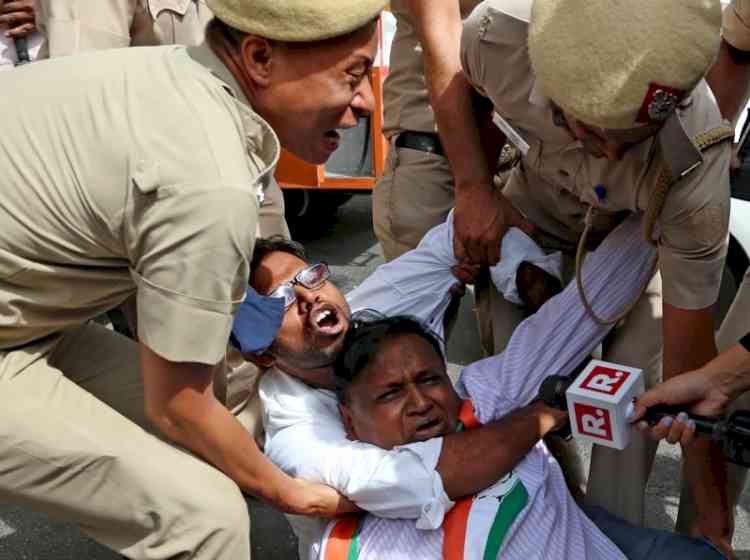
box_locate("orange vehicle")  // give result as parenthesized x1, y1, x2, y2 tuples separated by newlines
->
(275, 14, 395, 220)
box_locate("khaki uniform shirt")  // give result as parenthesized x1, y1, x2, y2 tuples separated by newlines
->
(0, 43, 279, 364)
(382, 0, 482, 137)
(461, 0, 731, 310)
(36, 0, 212, 56)
(724, 0, 750, 50)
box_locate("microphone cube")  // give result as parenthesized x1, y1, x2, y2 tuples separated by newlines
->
(565, 360, 644, 450)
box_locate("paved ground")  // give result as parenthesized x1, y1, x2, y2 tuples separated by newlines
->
(1, 194, 748, 559)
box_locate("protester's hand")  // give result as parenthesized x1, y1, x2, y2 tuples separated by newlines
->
(534, 401, 569, 436)
(451, 261, 480, 286)
(453, 186, 533, 267)
(282, 478, 361, 517)
(0, 0, 36, 38)
(630, 367, 734, 446)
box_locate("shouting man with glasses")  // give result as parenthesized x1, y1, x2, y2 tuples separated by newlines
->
(230, 213, 579, 560)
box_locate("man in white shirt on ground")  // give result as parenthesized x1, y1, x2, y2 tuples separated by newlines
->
(237, 213, 724, 558)
(233, 216, 562, 559)
(318, 215, 722, 559)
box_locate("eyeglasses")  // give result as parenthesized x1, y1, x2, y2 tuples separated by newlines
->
(268, 262, 330, 310)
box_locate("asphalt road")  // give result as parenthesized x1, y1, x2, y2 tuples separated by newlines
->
(1, 194, 748, 559)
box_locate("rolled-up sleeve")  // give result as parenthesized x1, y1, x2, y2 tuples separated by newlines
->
(723, 0, 750, 51)
(128, 183, 258, 364)
(658, 143, 731, 310)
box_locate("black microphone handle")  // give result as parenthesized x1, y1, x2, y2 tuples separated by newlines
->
(642, 405, 724, 440)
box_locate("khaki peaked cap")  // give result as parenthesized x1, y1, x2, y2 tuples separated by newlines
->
(528, 0, 722, 130)
(207, 0, 387, 42)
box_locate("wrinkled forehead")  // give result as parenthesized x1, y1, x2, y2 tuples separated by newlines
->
(251, 251, 309, 295)
(274, 20, 378, 71)
(356, 333, 446, 387)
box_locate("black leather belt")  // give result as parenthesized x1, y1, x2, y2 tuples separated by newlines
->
(395, 131, 445, 157)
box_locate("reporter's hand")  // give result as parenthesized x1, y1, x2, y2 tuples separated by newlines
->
(281, 478, 361, 518)
(630, 367, 734, 446)
(453, 186, 533, 267)
(0, 0, 36, 38)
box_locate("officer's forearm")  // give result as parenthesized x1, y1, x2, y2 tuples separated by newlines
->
(138, 343, 335, 515)
(437, 401, 565, 499)
(406, 0, 495, 191)
(662, 303, 731, 539)
(706, 39, 750, 124)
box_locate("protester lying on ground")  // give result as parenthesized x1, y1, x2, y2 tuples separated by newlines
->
(320, 306, 723, 559)
(239, 213, 640, 559)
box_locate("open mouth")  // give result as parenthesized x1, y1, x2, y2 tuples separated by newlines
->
(415, 418, 442, 434)
(308, 302, 345, 337)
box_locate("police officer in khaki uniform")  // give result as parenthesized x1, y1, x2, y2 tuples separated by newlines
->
(35, 0, 291, 240)
(33, 0, 290, 438)
(0, 0, 384, 557)
(462, 0, 734, 553)
(374, 0, 532, 263)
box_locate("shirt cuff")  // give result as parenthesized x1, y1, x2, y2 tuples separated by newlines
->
(132, 269, 239, 364)
(723, 1, 750, 51)
(394, 438, 455, 529)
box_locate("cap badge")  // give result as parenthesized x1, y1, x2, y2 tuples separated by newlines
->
(636, 82, 685, 124)
(648, 90, 678, 122)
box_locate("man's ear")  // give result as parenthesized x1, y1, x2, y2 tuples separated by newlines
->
(240, 35, 275, 87)
(338, 403, 358, 441)
(243, 351, 276, 369)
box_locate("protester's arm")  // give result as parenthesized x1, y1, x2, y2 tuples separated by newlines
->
(263, 385, 564, 527)
(348, 214, 543, 338)
(458, 214, 657, 422)
(139, 344, 353, 517)
(404, 0, 531, 266)
(436, 401, 567, 498)
(707, 0, 750, 123)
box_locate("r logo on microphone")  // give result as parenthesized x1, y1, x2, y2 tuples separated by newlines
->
(574, 403, 613, 441)
(580, 365, 630, 396)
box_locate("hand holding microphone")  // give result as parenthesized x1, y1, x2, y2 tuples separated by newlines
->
(539, 359, 750, 467)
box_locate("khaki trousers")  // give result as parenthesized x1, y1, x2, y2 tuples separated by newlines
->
(0, 323, 251, 559)
(373, 145, 455, 262)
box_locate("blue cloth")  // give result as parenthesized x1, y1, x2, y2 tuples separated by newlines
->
(584, 505, 726, 560)
(229, 288, 284, 354)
